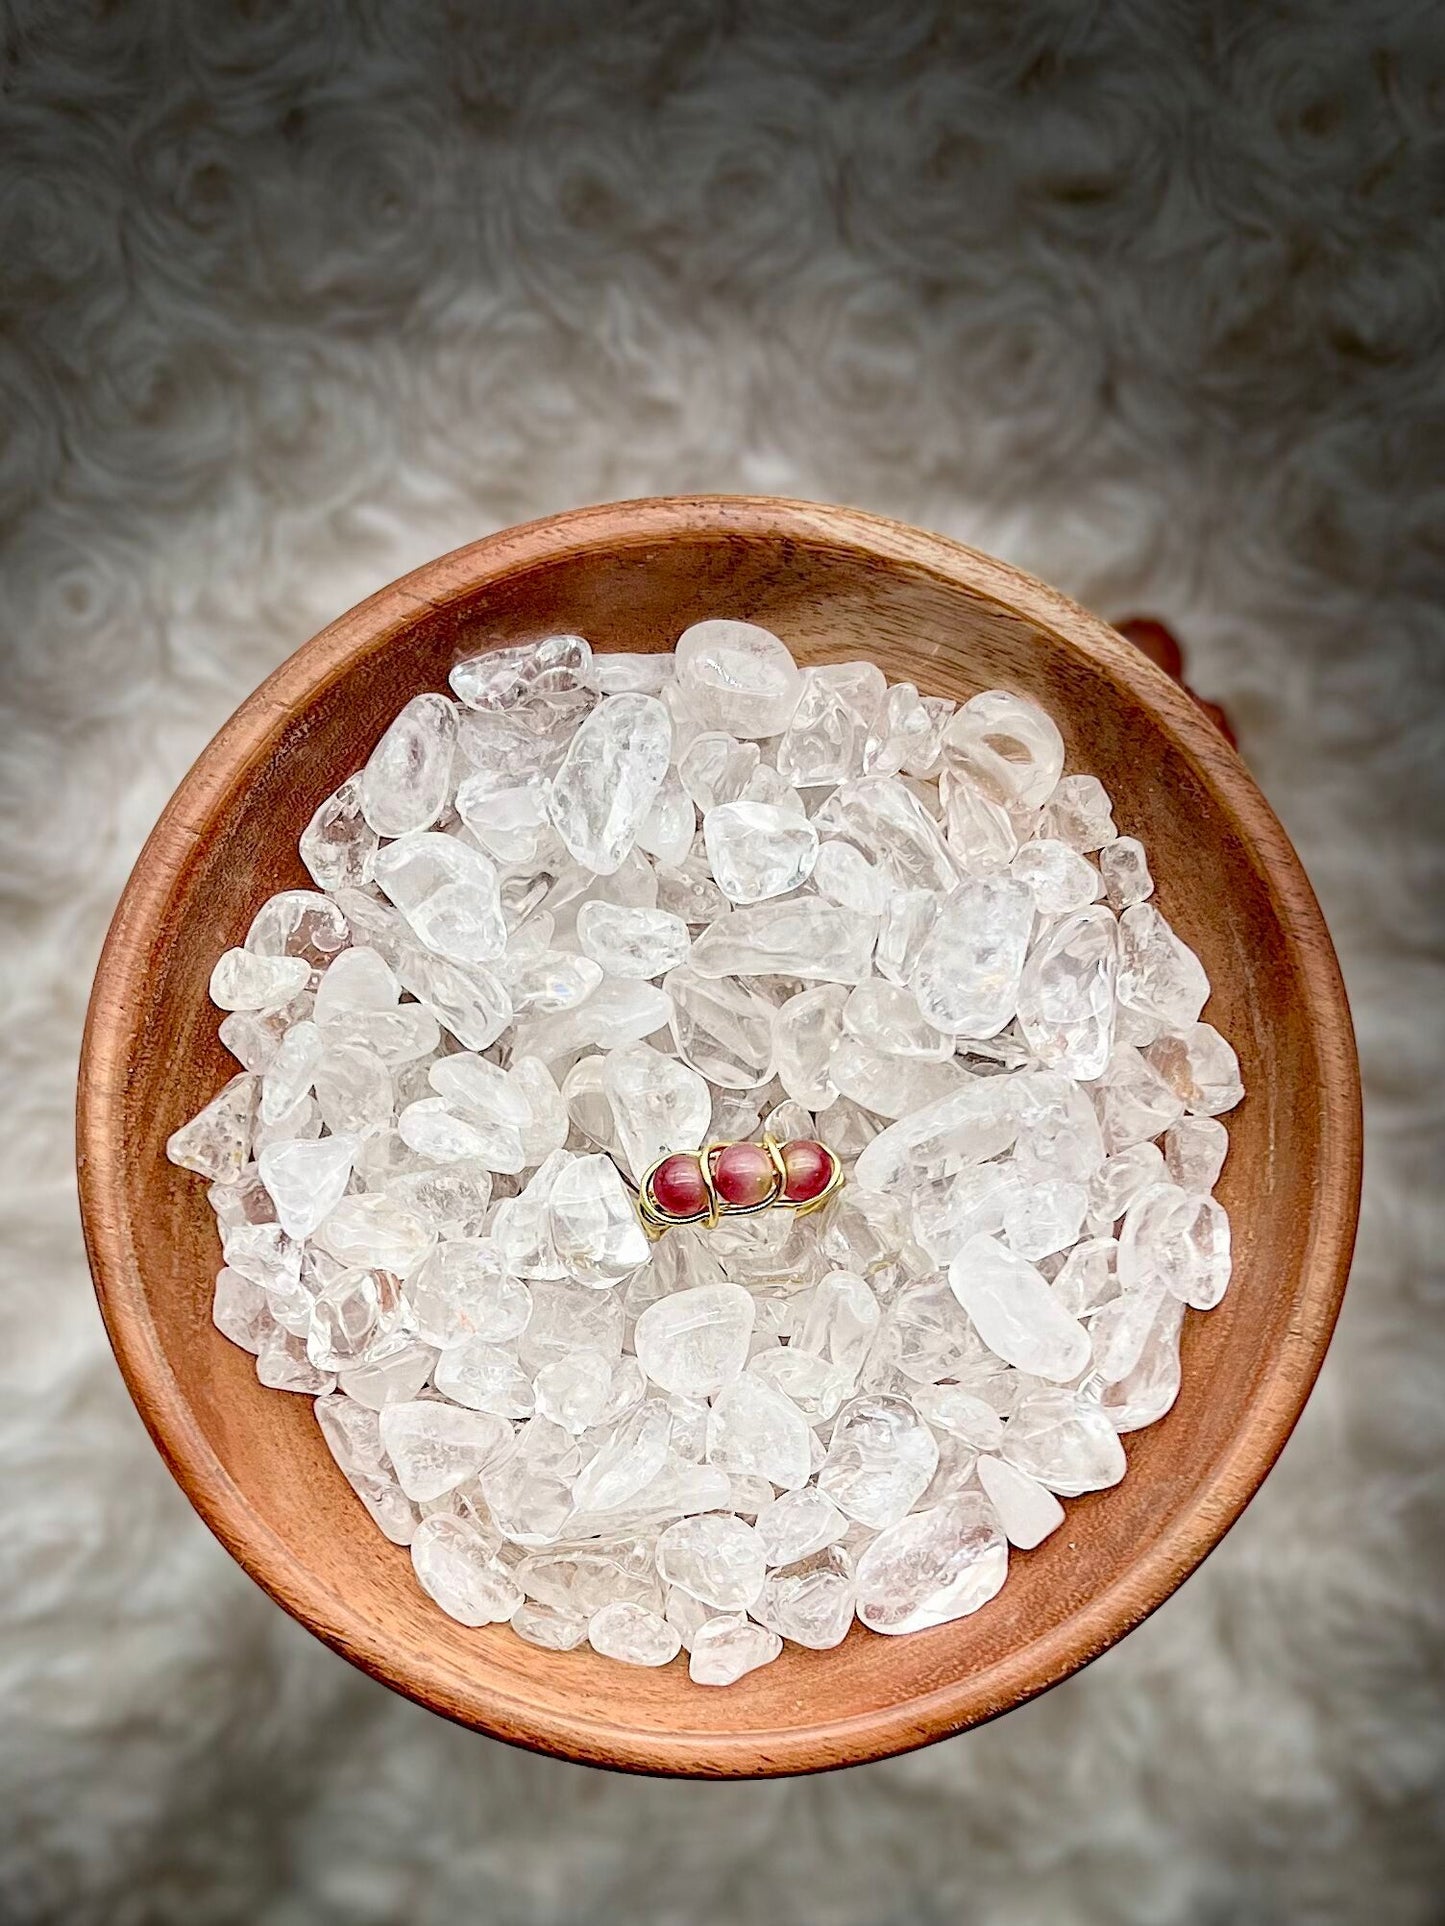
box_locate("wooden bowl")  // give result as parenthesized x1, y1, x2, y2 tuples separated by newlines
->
(77, 497, 1362, 1777)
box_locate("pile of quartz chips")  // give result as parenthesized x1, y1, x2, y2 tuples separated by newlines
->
(169, 619, 1241, 1683)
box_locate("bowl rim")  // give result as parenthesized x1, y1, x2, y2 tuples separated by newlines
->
(76, 494, 1363, 1777)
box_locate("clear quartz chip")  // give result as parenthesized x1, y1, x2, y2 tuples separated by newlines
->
(300, 776, 379, 892)
(547, 1152, 651, 1286)
(588, 1600, 681, 1667)
(703, 801, 818, 903)
(776, 661, 885, 785)
(688, 1613, 783, 1685)
(411, 1513, 521, 1626)
(257, 1133, 357, 1238)
(359, 693, 458, 838)
(673, 620, 802, 739)
(602, 1044, 711, 1180)
(634, 1284, 756, 1399)
(948, 1234, 1091, 1380)
(1164, 1115, 1229, 1193)
(975, 1454, 1065, 1549)
(209, 949, 311, 1013)
(1041, 773, 1117, 850)
(689, 899, 875, 984)
(1010, 840, 1104, 916)
(547, 693, 672, 875)
(999, 1387, 1127, 1495)
(665, 967, 776, 1089)
(1146, 1023, 1244, 1117)
(772, 984, 848, 1110)
(1099, 835, 1153, 908)
(942, 691, 1064, 811)
(819, 1395, 940, 1528)
(656, 1514, 766, 1610)
(706, 1376, 813, 1490)
(678, 733, 761, 812)
(854, 1493, 1008, 1633)
(167, 1073, 259, 1182)
(754, 1546, 856, 1649)
(1116, 903, 1210, 1030)
(910, 878, 1035, 1038)
(379, 1400, 512, 1502)
(576, 901, 691, 978)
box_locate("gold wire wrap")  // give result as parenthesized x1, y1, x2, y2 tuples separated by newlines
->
(634, 1136, 844, 1240)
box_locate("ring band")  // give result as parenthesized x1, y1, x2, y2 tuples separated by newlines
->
(636, 1135, 843, 1238)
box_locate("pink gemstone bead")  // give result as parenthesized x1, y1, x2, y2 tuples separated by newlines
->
(711, 1141, 778, 1210)
(650, 1153, 708, 1219)
(781, 1138, 833, 1203)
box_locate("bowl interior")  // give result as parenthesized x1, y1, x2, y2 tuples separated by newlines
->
(80, 501, 1359, 1775)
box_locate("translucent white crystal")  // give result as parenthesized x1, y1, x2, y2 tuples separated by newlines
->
(1041, 773, 1116, 850)
(411, 1513, 521, 1625)
(534, 1348, 614, 1433)
(842, 980, 953, 1061)
(678, 733, 760, 812)
(1116, 903, 1210, 1030)
(1087, 1144, 1166, 1229)
(338, 1342, 436, 1411)
(245, 890, 351, 966)
(548, 1152, 650, 1286)
(755, 1546, 856, 1649)
(1164, 1115, 1229, 1193)
(854, 1493, 1008, 1633)
(379, 1399, 511, 1502)
(1002, 1179, 1088, 1260)
(747, 1346, 849, 1424)
(571, 1399, 673, 1513)
(1146, 1023, 1244, 1117)
(372, 832, 506, 965)
(260, 1020, 323, 1125)
(1051, 1237, 1119, 1318)
(394, 946, 512, 1053)
(656, 1513, 766, 1610)
(450, 633, 592, 711)
(547, 693, 671, 874)
(209, 949, 311, 1013)
(943, 691, 1064, 811)
(306, 1264, 412, 1371)
(797, 1269, 881, 1376)
(1099, 835, 1153, 908)
(864, 680, 948, 778)
(316, 1393, 417, 1543)
(359, 692, 458, 838)
(817, 777, 962, 895)
(316, 1192, 434, 1275)
(974, 1454, 1065, 1549)
(703, 801, 818, 904)
(257, 1133, 357, 1238)
(752, 1487, 849, 1568)
(1098, 1293, 1184, 1431)
(509, 976, 672, 1063)
(167, 1073, 258, 1182)
(706, 1375, 813, 1490)
(673, 620, 802, 739)
(665, 967, 776, 1088)
(1118, 1181, 1232, 1309)
(1091, 1044, 1187, 1152)
(812, 839, 891, 915)
(688, 1613, 782, 1685)
(212, 1267, 272, 1353)
(300, 776, 379, 893)
(634, 1283, 755, 1399)
(256, 1325, 336, 1395)
(635, 769, 695, 866)
(948, 1234, 1091, 1380)
(1000, 1387, 1127, 1494)
(314, 944, 399, 1022)
(1010, 839, 1104, 916)
(602, 1044, 711, 1179)
(588, 1600, 681, 1667)
(776, 661, 885, 785)
(433, 1337, 536, 1418)
(398, 1097, 522, 1171)
(910, 878, 1034, 1038)
(576, 900, 691, 978)
(511, 1598, 588, 1652)
(912, 1384, 1005, 1450)
(771, 984, 847, 1110)
(689, 899, 875, 984)
(875, 888, 938, 987)
(453, 776, 551, 865)
(853, 1076, 1020, 1193)
(819, 1394, 940, 1527)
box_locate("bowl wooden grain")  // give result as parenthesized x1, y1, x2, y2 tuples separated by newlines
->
(77, 496, 1362, 1777)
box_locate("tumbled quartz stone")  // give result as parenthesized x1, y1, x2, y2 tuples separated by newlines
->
(854, 1492, 1008, 1634)
(689, 899, 875, 984)
(853, 1075, 1021, 1195)
(1041, 773, 1117, 850)
(245, 890, 350, 968)
(687, 1612, 783, 1685)
(875, 888, 938, 987)
(706, 1376, 813, 1490)
(1116, 903, 1210, 1030)
(673, 620, 802, 739)
(634, 1284, 755, 1399)
(1010, 840, 1104, 917)
(819, 1395, 940, 1528)
(798, 1269, 882, 1376)
(533, 1348, 613, 1434)
(864, 680, 949, 778)
(657, 1513, 766, 1610)
(449, 633, 592, 711)
(602, 1044, 711, 1180)
(209, 949, 311, 1013)
(752, 1487, 849, 1568)
(1099, 835, 1153, 909)
(394, 946, 512, 1053)
(1002, 1179, 1088, 1261)
(399, 1097, 521, 1171)
(433, 1337, 536, 1417)
(167, 1073, 259, 1182)
(974, 1454, 1065, 1549)
(665, 967, 776, 1088)
(359, 692, 457, 838)
(372, 832, 507, 965)
(519, 1276, 624, 1372)
(776, 661, 885, 785)
(703, 800, 818, 903)
(213, 1267, 272, 1353)
(1001, 1387, 1127, 1494)
(772, 984, 848, 1110)
(379, 1400, 511, 1502)
(257, 1325, 336, 1395)
(949, 1234, 1091, 1380)
(1164, 1115, 1229, 1194)
(1119, 1182, 1232, 1309)
(315, 1393, 417, 1544)
(571, 1399, 673, 1513)
(546, 1152, 650, 1286)
(1088, 1144, 1166, 1229)
(547, 693, 671, 875)
(576, 900, 690, 978)
(1146, 1023, 1244, 1117)
(755, 1546, 856, 1649)
(516, 1536, 663, 1617)
(842, 980, 953, 1061)
(812, 839, 891, 915)
(338, 1342, 435, 1411)
(942, 768, 1019, 875)
(511, 1598, 589, 1652)
(306, 1264, 412, 1372)
(910, 877, 1035, 1038)
(257, 1133, 357, 1239)
(316, 1192, 434, 1276)
(300, 776, 379, 893)
(260, 1020, 323, 1125)
(411, 1513, 521, 1626)
(678, 733, 760, 812)
(818, 776, 962, 896)
(588, 1600, 682, 1667)
(1091, 1044, 1187, 1153)
(1099, 1293, 1184, 1432)
(943, 691, 1064, 811)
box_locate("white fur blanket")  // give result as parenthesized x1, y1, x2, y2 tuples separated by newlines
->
(2, 3, 1441, 1920)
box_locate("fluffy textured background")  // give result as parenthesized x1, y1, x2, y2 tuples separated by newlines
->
(2, 2, 1443, 1920)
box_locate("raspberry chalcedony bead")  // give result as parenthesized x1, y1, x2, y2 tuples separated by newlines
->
(780, 1138, 833, 1204)
(649, 1152, 709, 1220)
(711, 1141, 779, 1210)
